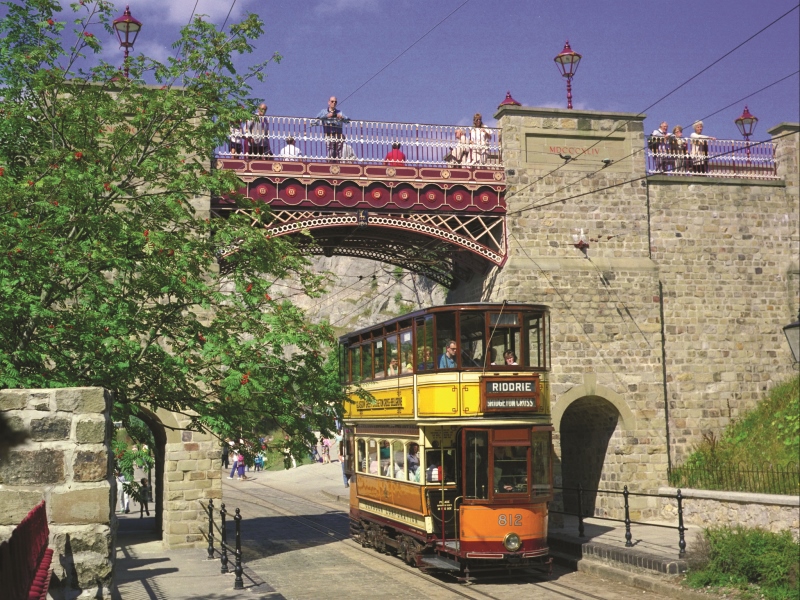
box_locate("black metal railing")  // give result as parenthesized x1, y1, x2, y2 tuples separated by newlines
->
(668, 462, 799, 496)
(552, 484, 686, 557)
(204, 499, 245, 590)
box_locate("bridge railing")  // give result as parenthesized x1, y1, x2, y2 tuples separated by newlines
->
(646, 136, 777, 179)
(215, 115, 503, 169)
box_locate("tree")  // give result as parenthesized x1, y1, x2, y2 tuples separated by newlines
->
(0, 0, 345, 448)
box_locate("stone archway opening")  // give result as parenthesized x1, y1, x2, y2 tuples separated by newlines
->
(559, 396, 621, 515)
(124, 408, 167, 539)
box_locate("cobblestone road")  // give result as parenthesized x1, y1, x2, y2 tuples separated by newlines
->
(220, 464, 678, 600)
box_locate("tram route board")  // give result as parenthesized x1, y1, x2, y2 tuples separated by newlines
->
(480, 375, 542, 413)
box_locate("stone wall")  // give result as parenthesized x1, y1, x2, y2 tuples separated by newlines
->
(157, 408, 223, 549)
(447, 107, 799, 514)
(0, 387, 115, 599)
(659, 487, 800, 538)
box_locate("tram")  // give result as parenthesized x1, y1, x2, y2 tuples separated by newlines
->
(339, 303, 553, 579)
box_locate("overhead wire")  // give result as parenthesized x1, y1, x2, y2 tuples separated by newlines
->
(338, 0, 471, 106)
(501, 3, 800, 206)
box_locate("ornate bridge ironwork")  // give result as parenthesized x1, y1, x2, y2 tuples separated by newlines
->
(212, 118, 507, 287)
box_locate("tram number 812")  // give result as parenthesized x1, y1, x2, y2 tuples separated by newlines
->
(498, 514, 523, 526)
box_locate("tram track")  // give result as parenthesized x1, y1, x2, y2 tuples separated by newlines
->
(220, 478, 637, 600)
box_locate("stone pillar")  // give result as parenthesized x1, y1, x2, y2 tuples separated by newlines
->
(0, 388, 114, 599)
(159, 409, 222, 549)
(448, 105, 669, 510)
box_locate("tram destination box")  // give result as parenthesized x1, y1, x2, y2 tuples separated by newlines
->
(480, 376, 541, 413)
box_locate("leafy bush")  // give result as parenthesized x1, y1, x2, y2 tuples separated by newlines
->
(686, 526, 799, 600)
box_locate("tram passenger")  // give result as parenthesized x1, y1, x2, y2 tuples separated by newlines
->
(387, 357, 399, 376)
(407, 443, 420, 476)
(503, 350, 518, 365)
(417, 347, 433, 371)
(439, 340, 458, 369)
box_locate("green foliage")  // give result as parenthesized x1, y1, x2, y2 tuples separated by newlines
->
(0, 0, 346, 451)
(685, 526, 799, 600)
(670, 376, 800, 494)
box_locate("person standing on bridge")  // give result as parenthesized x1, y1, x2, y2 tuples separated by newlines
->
(384, 142, 406, 166)
(315, 96, 350, 159)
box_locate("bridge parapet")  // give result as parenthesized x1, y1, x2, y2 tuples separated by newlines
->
(216, 115, 502, 170)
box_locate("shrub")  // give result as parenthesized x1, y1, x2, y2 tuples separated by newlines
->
(686, 525, 799, 600)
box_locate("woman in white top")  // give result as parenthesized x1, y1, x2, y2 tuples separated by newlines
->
(469, 113, 493, 165)
(690, 121, 716, 174)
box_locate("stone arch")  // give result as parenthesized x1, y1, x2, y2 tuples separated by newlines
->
(554, 374, 636, 515)
(128, 407, 171, 539)
(552, 373, 636, 433)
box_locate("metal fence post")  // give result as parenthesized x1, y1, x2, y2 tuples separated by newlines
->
(623, 485, 633, 548)
(677, 489, 686, 557)
(207, 499, 215, 560)
(577, 483, 585, 538)
(220, 503, 229, 574)
(234, 508, 244, 590)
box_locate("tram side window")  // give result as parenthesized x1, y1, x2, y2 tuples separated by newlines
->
(373, 339, 385, 378)
(435, 312, 456, 369)
(459, 312, 486, 368)
(531, 431, 551, 496)
(366, 439, 378, 474)
(464, 431, 489, 499)
(525, 314, 543, 368)
(399, 330, 413, 374)
(350, 346, 362, 382)
(338, 344, 347, 384)
(385, 335, 398, 377)
(415, 316, 434, 371)
(494, 445, 528, 494)
(391, 440, 404, 479)
(356, 439, 366, 473)
(362, 343, 374, 381)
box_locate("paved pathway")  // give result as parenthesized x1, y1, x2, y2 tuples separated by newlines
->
(113, 462, 704, 599)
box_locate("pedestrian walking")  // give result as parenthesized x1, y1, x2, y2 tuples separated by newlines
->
(221, 441, 230, 469)
(228, 449, 239, 479)
(139, 478, 150, 517)
(321, 436, 331, 464)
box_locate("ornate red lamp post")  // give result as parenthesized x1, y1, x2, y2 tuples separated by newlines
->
(554, 41, 582, 109)
(112, 5, 142, 79)
(734, 105, 758, 167)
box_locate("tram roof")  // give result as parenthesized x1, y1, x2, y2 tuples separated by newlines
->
(338, 302, 550, 343)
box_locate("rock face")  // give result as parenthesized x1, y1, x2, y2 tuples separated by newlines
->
(289, 256, 447, 334)
(0, 388, 114, 599)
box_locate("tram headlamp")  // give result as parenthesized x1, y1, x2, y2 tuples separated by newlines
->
(503, 532, 522, 552)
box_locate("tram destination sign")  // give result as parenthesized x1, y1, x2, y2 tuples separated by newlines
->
(480, 376, 540, 413)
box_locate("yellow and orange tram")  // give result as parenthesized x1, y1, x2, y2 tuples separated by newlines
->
(339, 303, 553, 579)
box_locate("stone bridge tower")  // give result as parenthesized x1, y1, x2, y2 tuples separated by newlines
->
(449, 105, 799, 516)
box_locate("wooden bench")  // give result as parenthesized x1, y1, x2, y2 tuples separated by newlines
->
(0, 501, 54, 600)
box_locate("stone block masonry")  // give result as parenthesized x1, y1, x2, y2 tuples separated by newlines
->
(449, 106, 798, 520)
(0, 387, 115, 599)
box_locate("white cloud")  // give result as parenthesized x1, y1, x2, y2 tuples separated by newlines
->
(314, 0, 380, 16)
(57, 0, 255, 27)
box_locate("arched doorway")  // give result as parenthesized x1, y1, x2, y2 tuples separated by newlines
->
(559, 396, 622, 515)
(124, 408, 167, 539)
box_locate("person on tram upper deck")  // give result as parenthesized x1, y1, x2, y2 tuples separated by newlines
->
(439, 340, 457, 369)
(315, 96, 350, 159)
(503, 350, 518, 366)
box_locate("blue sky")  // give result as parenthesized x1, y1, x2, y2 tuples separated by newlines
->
(18, 1, 800, 138)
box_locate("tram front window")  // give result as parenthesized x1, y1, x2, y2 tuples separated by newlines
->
(531, 431, 551, 496)
(464, 431, 489, 499)
(494, 446, 528, 494)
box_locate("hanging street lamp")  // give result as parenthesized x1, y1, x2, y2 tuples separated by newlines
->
(554, 41, 582, 110)
(112, 5, 142, 79)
